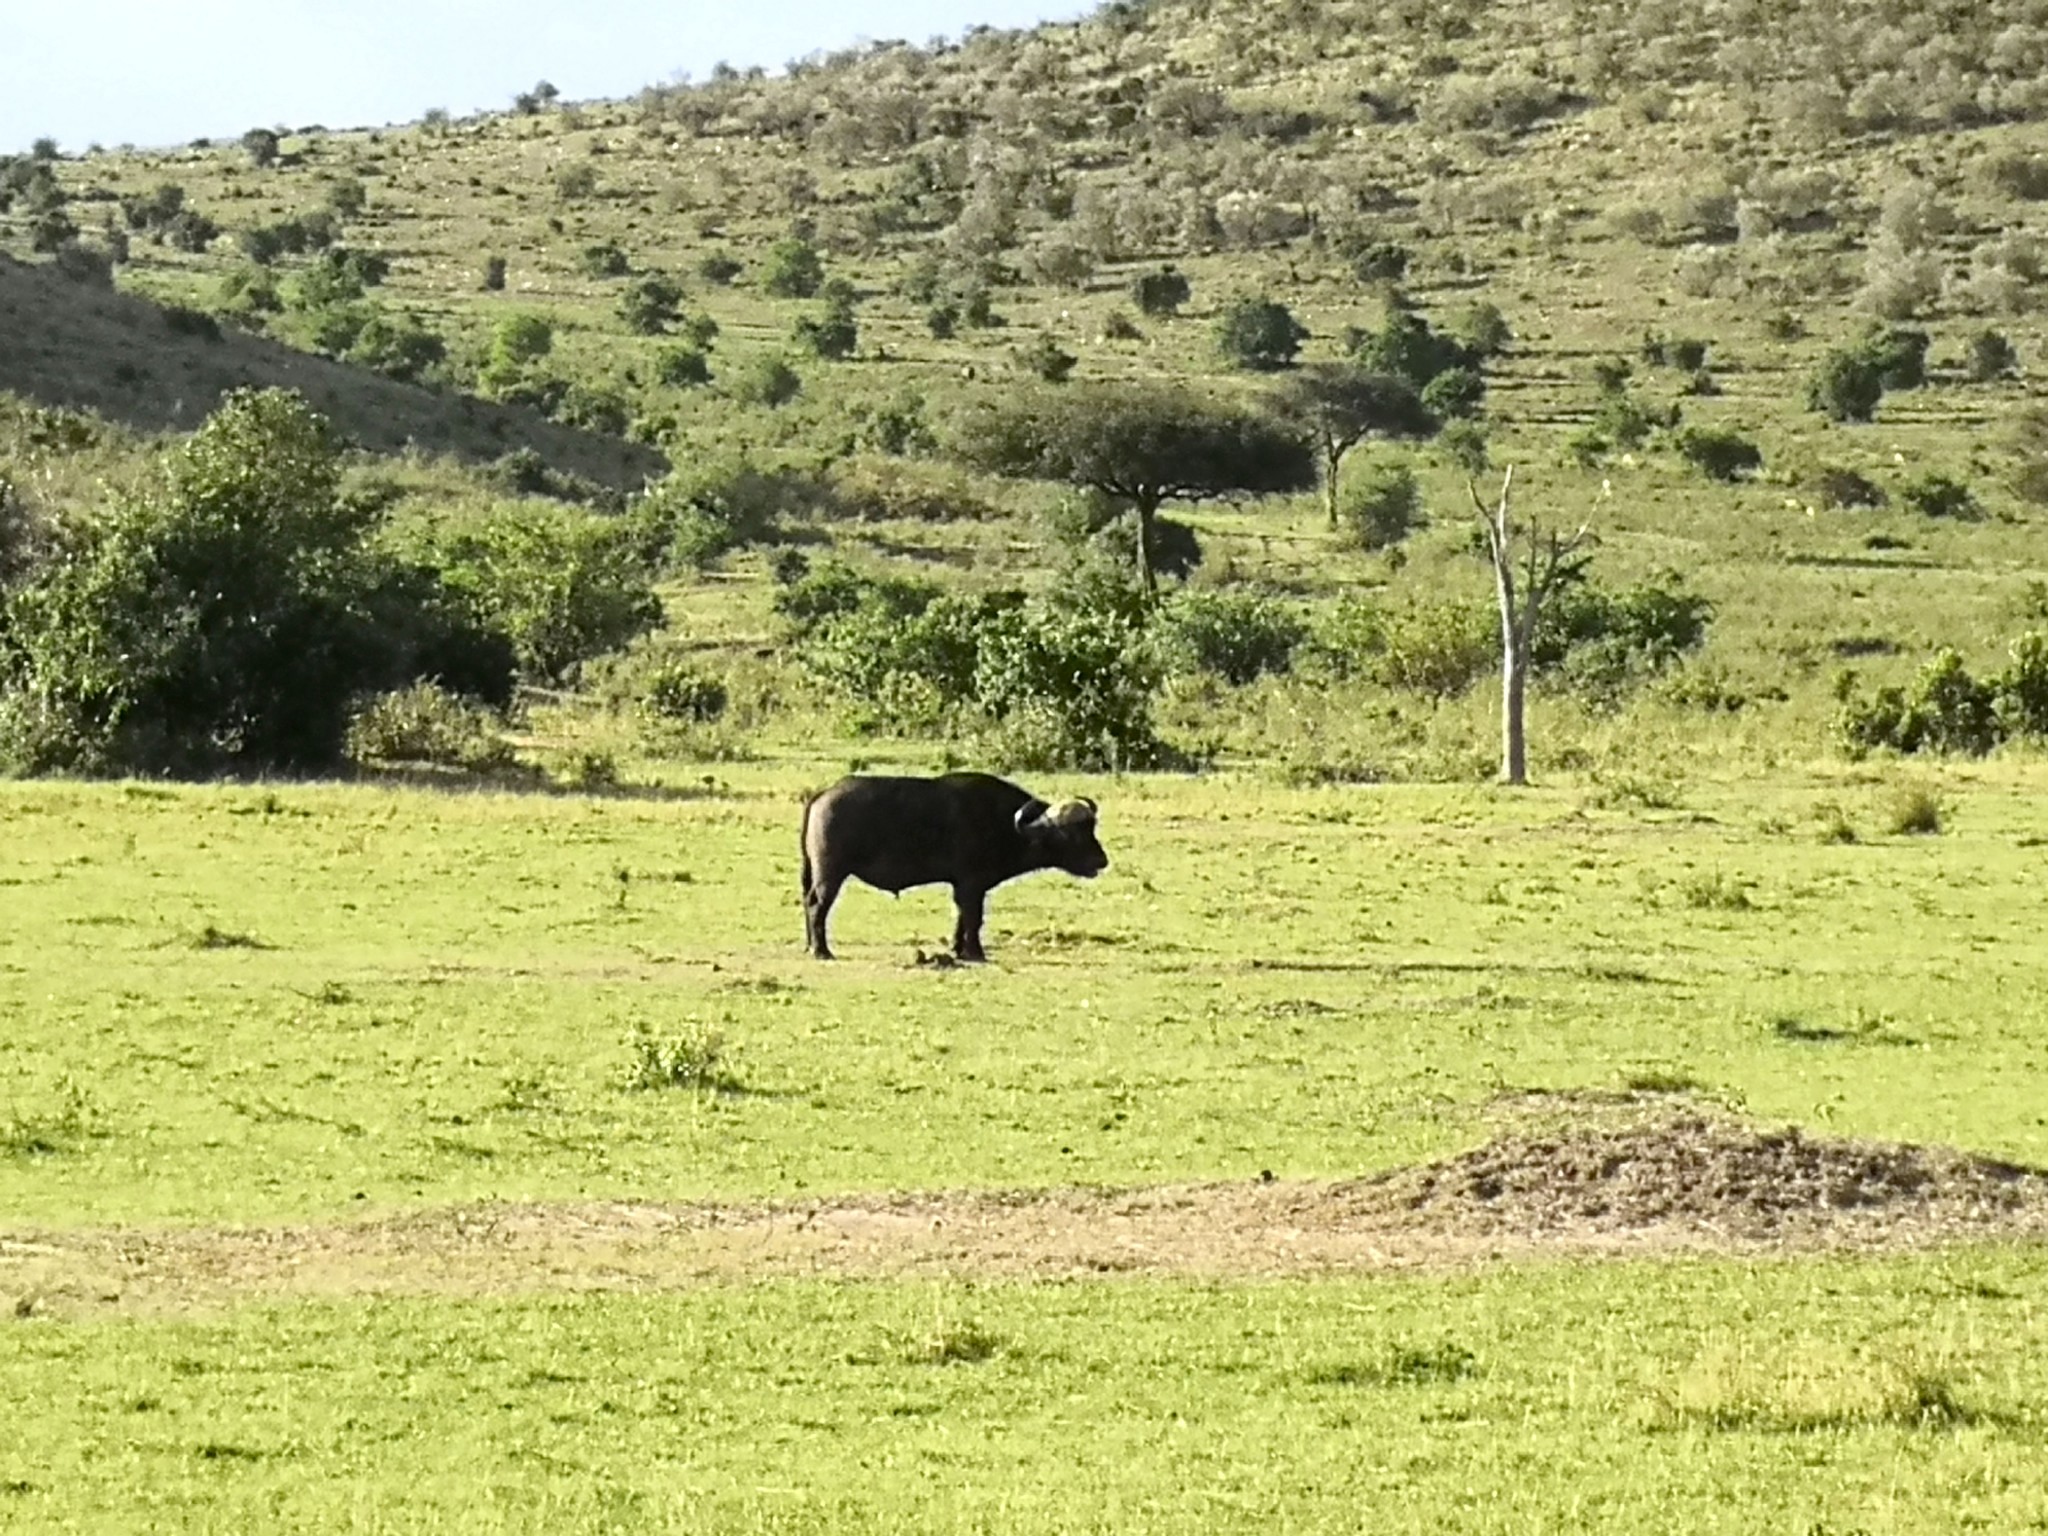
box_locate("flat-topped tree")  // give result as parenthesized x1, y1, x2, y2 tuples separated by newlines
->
(952, 383, 1314, 591)
(1269, 364, 1438, 527)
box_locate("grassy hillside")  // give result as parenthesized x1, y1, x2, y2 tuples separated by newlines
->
(7, 0, 2048, 779)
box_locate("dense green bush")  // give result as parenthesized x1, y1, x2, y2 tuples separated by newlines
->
(0, 390, 512, 775)
(972, 598, 1163, 769)
(773, 559, 939, 638)
(344, 682, 514, 773)
(1808, 349, 1886, 422)
(1536, 573, 1714, 696)
(1675, 426, 1762, 480)
(1216, 295, 1308, 371)
(653, 343, 711, 388)
(638, 662, 729, 724)
(1161, 590, 1305, 684)
(635, 460, 826, 572)
(761, 237, 825, 298)
(618, 271, 684, 335)
(426, 505, 662, 681)
(1339, 461, 1423, 550)
(1840, 648, 2001, 756)
(731, 355, 802, 408)
(1132, 266, 1191, 316)
(1900, 471, 1981, 519)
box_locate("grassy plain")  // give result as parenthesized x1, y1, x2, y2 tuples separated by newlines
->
(8, 763, 2048, 1227)
(3, 1255, 2047, 1532)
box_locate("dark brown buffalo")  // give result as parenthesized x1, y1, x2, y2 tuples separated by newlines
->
(800, 773, 1109, 961)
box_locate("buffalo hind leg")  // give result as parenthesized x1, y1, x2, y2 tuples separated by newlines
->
(951, 885, 988, 963)
(805, 873, 845, 960)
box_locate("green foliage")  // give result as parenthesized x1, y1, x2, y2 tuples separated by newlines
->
(732, 355, 802, 408)
(1536, 573, 1715, 696)
(654, 343, 712, 388)
(1809, 348, 1886, 422)
(761, 237, 825, 298)
(1016, 332, 1077, 382)
(426, 504, 663, 681)
(617, 271, 685, 335)
(638, 662, 729, 723)
(1862, 326, 1930, 390)
(1594, 392, 1659, 449)
(489, 312, 553, 369)
(481, 255, 508, 291)
(972, 597, 1164, 769)
(344, 310, 447, 384)
(1216, 294, 1308, 371)
(555, 161, 600, 201)
(1339, 460, 1424, 550)
(1675, 426, 1762, 481)
(0, 390, 511, 775)
(1347, 309, 1478, 395)
(1161, 590, 1305, 684)
(794, 292, 859, 359)
(1419, 365, 1486, 420)
(1349, 241, 1412, 283)
(624, 1021, 734, 1093)
(1839, 648, 2001, 756)
(241, 127, 281, 168)
(580, 241, 631, 278)
(1968, 329, 2019, 381)
(1449, 301, 1513, 360)
(344, 682, 514, 772)
(633, 460, 822, 572)
(1901, 471, 1980, 520)
(1131, 265, 1191, 316)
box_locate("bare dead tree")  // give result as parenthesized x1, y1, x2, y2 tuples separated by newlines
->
(1470, 466, 1592, 786)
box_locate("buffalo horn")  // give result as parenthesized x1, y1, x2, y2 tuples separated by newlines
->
(1046, 798, 1097, 828)
(1014, 800, 1049, 831)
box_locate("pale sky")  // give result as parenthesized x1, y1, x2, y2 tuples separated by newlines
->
(0, 1, 1098, 154)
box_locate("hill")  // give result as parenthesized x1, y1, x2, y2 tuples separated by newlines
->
(6, 0, 2048, 781)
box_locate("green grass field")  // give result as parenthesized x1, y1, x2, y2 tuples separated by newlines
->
(6, 766, 2048, 1529)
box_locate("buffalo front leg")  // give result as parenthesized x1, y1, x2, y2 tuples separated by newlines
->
(951, 885, 988, 963)
(805, 873, 844, 960)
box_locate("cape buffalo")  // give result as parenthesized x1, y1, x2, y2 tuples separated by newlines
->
(800, 773, 1109, 961)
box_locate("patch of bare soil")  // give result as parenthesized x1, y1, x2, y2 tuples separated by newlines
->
(6, 1098, 2046, 1319)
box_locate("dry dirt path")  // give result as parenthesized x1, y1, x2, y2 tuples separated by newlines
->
(8, 1102, 2047, 1320)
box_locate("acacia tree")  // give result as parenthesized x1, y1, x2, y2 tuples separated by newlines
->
(1471, 466, 1591, 786)
(1269, 364, 1438, 526)
(953, 383, 1315, 592)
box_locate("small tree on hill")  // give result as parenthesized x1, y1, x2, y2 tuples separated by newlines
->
(1471, 467, 1592, 786)
(952, 384, 1315, 592)
(762, 237, 825, 298)
(241, 128, 281, 168)
(1268, 364, 1438, 526)
(1217, 294, 1309, 371)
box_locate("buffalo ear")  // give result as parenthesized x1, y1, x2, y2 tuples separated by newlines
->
(1014, 800, 1048, 832)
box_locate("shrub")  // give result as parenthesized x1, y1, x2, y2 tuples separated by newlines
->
(555, 162, 600, 201)
(1420, 366, 1486, 419)
(1594, 393, 1659, 450)
(0, 389, 512, 775)
(637, 460, 824, 572)
(1016, 332, 1077, 382)
(427, 506, 663, 681)
(1339, 461, 1423, 550)
(774, 559, 940, 638)
(805, 589, 1018, 725)
(1862, 327, 1930, 390)
(345, 310, 447, 384)
(344, 682, 514, 772)
(241, 127, 281, 168)
(1348, 310, 1474, 393)
(1349, 242, 1412, 283)
(1591, 356, 1633, 394)
(1536, 573, 1713, 692)
(1809, 349, 1885, 422)
(794, 305, 858, 360)
(1370, 601, 1497, 697)
(481, 255, 508, 291)
(1885, 785, 1945, 836)
(1161, 590, 1305, 684)
(639, 662, 728, 723)
(1675, 427, 1762, 481)
(580, 241, 630, 278)
(1900, 471, 1980, 520)
(1132, 266, 1191, 316)
(618, 271, 684, 335)
(1216, 295, 1308, 371)
(1812, 466, 1886, 508)
(1968, 329, 2018, 382)
(654, 343, 711, 388)
(1840, 649, 1998, 756)
(761, 237, 825, 298)
(698, 252, 743, 285)
(972, 599, 1163, 769)
(731, 355, 802, 408)
(1450, 301, 1513, 359)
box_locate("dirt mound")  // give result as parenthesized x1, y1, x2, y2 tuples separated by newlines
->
(1364, 1106, 2047, 1240)
(6, 1101, 2045, 1318)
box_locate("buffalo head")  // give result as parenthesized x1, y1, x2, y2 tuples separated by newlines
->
(1015, 796, 1108, 878)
